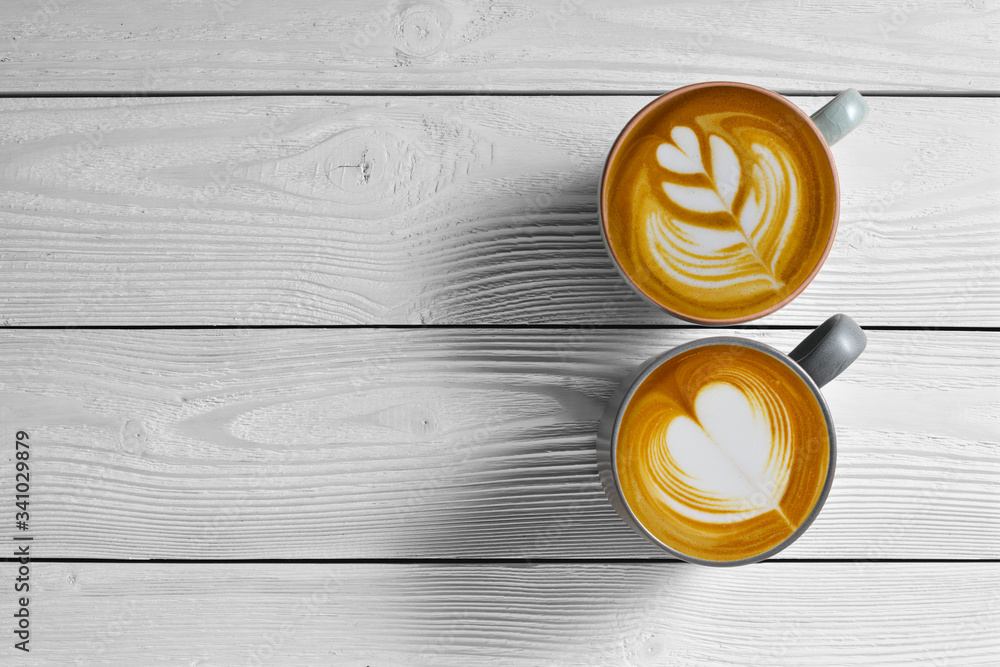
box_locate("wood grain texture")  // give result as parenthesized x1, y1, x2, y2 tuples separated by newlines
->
(0, 95, 997, 326)
(2, 562, 996, 665)
(1, 328, 996, 560)
(1, 0, 997, 93)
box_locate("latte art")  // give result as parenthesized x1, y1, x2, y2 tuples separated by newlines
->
(650, 122, 799, 293)
(603, 84, 838, 322)
(616, 344, 830, 562)
(650, 376, 794, 525)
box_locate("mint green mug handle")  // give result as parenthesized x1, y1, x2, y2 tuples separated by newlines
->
(810, 89, 868, 146)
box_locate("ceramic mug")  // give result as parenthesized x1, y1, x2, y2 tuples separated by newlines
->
(596, 314, 867, 565)
(599, 82, 868, 324)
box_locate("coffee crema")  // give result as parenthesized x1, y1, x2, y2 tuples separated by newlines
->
(615, 344, 830, 562)
(602, 84, 838, 322)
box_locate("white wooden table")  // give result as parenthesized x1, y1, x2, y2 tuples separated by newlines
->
(1, 1, 998, 664)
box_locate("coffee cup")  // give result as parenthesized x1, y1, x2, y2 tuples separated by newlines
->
(596, 314, 867, 565)
(600, 82, 868, 324)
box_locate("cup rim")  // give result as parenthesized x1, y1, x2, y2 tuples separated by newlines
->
(599, 81, 841, 325)
(607, 336, 838, 566)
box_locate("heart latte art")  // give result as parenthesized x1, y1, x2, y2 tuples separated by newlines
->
(616, 344, 831, 562)
(603, 84, 838, 322)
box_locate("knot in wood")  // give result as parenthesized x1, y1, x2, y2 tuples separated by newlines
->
(120, 418, 149, 455)
(394, 4, 448, 58)
(326, 130, 391, 196)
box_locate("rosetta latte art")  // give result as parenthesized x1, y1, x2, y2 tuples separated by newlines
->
(649, 123, 798, 294)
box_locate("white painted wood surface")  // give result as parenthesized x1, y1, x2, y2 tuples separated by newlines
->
(1, 0, 997, 662)
(0, 95, 997, 325)
(1, 0, 997, 93)
(1, 328, 996, 559)
(1, 562, 995, 666)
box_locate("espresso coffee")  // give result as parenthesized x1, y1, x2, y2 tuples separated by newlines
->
(615, 343, 830, 562)
(602, 83, 838, 323)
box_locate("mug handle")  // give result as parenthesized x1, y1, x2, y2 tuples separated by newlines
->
(810, 89, 868, 147)
(789, 314, 867, 388)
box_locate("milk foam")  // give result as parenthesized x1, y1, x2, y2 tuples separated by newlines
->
(647, 122, 799, 293)
(649, 380, 793, 524)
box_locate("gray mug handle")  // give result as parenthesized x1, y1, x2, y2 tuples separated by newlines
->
(789, 314, 867, 388)
(810, 89, 868, 146)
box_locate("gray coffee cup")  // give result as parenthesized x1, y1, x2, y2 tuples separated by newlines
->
(596, 314, 867, 565)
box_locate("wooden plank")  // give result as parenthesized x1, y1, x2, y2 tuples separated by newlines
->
(0, 95, 997, 326)
(1, 0, 997, 93)
(1, 328, 996, 560)
(2, 562, 997, 665)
